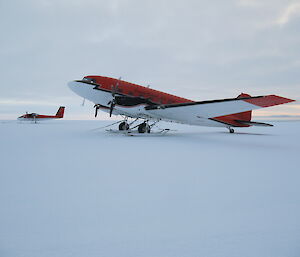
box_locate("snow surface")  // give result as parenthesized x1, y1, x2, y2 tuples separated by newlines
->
(0, 120, 299, 257)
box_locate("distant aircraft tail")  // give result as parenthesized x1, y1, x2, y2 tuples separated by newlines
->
(56, 106, 65, 118)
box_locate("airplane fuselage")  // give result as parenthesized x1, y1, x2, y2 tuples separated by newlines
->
(68, 76, 293, 129)
(18, 107, 65, 122)
(18, 115, 61, 121)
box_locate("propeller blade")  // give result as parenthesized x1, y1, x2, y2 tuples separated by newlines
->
(111, 77, 122, 97)
(94, 104, 100, 117)
(109, 77, 122, 117)
(109, 100, 115, 117)
(111, 85, 117, 97)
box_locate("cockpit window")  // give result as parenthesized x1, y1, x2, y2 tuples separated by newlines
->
(83, 77, 96, 83)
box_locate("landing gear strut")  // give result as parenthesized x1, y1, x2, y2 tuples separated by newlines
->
(229, 128, 235, 133)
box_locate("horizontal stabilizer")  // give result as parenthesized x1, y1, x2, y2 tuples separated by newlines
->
(235, 120, 273, 127)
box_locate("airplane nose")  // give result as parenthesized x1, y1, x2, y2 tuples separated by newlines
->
(68, 81, 80, 92)
(67, 80, 96, 100)
(67, 80, 88, 95)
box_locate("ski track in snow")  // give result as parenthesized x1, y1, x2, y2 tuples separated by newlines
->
(0, 120, 299, 257)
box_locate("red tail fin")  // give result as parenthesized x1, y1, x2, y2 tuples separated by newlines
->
(235, 93, 252, 122)
(212, 93, 252, 127)
(56, 106, 65, 118)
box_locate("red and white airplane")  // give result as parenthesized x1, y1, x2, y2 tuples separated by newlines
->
(68, 76, 294, 133)
(18, 106, 65, 123)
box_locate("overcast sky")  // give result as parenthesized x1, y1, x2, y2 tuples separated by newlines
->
(0, 0, 299, 119)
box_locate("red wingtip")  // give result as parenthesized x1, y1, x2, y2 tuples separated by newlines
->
(244, 95, 295, 108)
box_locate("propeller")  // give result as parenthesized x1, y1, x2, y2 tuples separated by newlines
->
(94, 104, 100, 117)
(108, 77, 121, 117)
(108, 99, 116, 117)
(32, 113, 37, 123)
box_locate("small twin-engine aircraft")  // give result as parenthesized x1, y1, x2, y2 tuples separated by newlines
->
(68, 76, 294, 133)
(18, 106, 65, 123)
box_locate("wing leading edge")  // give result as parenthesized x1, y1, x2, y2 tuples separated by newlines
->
(144, 95, 294, 126)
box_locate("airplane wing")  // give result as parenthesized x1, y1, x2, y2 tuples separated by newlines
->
(144, 95, 294, 124)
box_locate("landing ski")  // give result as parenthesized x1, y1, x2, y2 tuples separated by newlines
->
(105, 128, 171, 136)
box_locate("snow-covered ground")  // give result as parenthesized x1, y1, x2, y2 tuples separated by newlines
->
(0, 120, 299, 257)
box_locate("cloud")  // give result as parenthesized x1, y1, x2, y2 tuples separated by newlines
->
(276, 2, 300, 26)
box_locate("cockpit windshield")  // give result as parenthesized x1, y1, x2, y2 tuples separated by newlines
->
(82, 77, 96, 84)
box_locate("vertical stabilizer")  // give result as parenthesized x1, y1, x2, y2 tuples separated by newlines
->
(210, 93, 253, 127)
(56, 106, 65, 118)
(235, 93, 252, 121)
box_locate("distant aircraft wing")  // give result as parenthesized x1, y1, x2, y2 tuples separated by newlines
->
(144, 95, 294, 124)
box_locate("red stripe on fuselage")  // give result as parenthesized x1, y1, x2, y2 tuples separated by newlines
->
(20, 114, 62, 119)
(35, 115, 62, 119)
